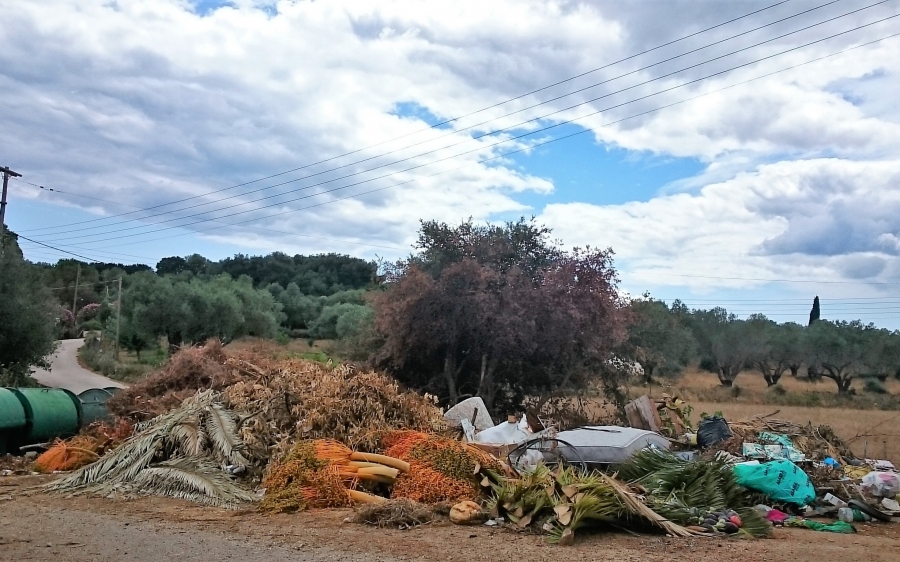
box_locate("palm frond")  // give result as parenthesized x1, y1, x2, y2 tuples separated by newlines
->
(204, 402, 247, 466)
(50, 390, 256, 509)
(171, 421, 207, 457)
(124, 457, 256, 508)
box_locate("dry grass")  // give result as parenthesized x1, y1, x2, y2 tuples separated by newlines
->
(672, 367, 900, 394)
(629, 367, 900, 411)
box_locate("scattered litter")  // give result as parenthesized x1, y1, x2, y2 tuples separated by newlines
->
(881, 497, 899, 512)
(697, 416, 733, 447)
(444, 397, 493, 431)
(860, 471, 900, 498)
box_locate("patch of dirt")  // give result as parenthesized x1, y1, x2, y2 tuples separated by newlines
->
(1, 475, 898, 562)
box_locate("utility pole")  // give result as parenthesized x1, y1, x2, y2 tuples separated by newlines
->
(72, 263, 80, 316)
(0, 166, 22, 231)
(115, 276, 122, 360)
(0, 166, 22, 254)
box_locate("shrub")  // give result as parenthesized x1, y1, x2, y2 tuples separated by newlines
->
(864, 379, 888, 394)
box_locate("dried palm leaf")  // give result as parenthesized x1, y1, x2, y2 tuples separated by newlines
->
(123, 457, 256, 508)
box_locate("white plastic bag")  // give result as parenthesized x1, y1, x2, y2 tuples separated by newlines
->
(474, 416, 532, 444)
(860, 471, 900, 497)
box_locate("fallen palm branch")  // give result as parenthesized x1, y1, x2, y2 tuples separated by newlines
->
(616, 449, 770, 537)
(50, 390, 255, 509)
(485, 464, 695, 545)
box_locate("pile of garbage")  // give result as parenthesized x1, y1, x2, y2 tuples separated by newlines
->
(663, 409, 900, 529)
(40, 346, 899, 546)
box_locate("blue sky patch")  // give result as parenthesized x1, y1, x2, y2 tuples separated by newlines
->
(504, 122, 704, 209)
(391, 101, 455, 130)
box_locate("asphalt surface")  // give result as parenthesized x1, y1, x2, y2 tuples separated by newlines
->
(29, 339, 126, 394)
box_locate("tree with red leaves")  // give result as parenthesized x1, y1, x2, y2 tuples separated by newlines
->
(372, 218, 627, 411)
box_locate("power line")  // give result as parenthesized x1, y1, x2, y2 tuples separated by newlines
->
(44, 279, 121, 291)
(656, 272, 900, 285)
(34, 25, 900, 255)
(31, 10, 900, 247)
(28, 0, 893, 243)
(20, 0, 855, 238)
(41, 28, 900, 263)
(660, 296, 900, 302)
(16, 239, 155, 262)
(17, 0, 800, 234)
(15, 234, 103, 263)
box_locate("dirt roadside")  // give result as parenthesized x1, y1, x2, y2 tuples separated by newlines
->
(2, 475, 899, 562)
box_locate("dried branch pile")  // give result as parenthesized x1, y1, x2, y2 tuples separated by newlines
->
(724, 415, 853, 463)
(222, 358, 446, 457)
(107, 340, 242, 421)
(351, 498, 437, 529)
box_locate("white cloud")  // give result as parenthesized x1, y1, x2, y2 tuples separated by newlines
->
(1, 0, 899, 292)
(540, 158, 900, 290)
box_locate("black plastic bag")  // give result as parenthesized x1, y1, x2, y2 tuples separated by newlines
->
(697, 415, 733, 447)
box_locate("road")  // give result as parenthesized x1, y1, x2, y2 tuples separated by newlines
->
(2, 475, 899, 562)
(29, 339, 126, 394)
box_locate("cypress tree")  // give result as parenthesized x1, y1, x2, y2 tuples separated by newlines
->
(808, 296, 821, 325)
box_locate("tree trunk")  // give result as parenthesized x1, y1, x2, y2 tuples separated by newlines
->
(644, 364, 656, 385)
(717, 366, 736, 387)
(837, 376, 853, 394)
(807, 365, 823, 381)
(443, 349, 460, 405)
(763, 369, 782, 387)
(789, 365, 799, 378)
(476, 353, 499, 408)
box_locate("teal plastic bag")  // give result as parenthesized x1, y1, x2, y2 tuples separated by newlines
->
(733, 460, 815, 505)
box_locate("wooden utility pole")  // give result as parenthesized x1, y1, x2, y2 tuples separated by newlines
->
(115, 276, 122, 360)
(0, 166, 22, 255)
(0, 166, 22, 231)
(72, 264, 81, 315)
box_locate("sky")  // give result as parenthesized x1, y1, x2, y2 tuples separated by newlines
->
(2, 0, 900, 327)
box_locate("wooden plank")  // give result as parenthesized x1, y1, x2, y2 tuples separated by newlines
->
(625, 395, 661, 432)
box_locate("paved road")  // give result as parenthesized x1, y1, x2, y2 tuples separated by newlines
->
(29, 339, 126, 394)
